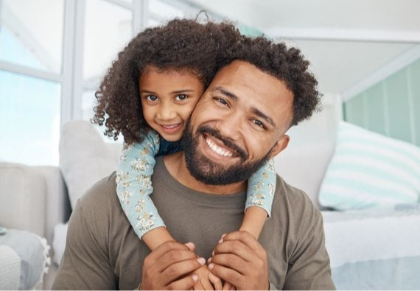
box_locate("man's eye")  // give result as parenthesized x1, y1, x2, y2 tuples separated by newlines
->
(146, 95, 158, 101)
(253, 119, 266, 129)
(175, 94, 187, 101)
(215, 98, 228, 106)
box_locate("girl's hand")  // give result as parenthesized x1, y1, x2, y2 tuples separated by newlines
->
(222, 281, 236, 290)
(193, 265, 222, 290)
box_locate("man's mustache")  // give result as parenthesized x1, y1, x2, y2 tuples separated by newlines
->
(196, 125, 248, 161)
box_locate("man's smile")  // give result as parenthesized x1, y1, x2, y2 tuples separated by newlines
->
(204, 134, 235, 157)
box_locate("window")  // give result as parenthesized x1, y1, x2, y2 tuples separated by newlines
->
(0, 0, 217, 165)
(0, 70, 61, 165)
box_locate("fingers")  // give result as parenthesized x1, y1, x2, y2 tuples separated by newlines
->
(208, 263, 242, 288)
(167, 274, 199, 290)
(213, 231, 267, 266)
(144, 241, 192, 268)
(209, 231, 269, 290)
(201, 274, 216, 290)
(213, 240, 254, 263)
(222, 231, 266, 255)
(185, 242, 196, 251)
(193, 280, 204, 290)
(222, 282, 235, 291)
(158, 248, 199, 273)
(142, 241, 205, 289)
(209, 272, 223, 290)
(162, 257, 206, 286)
(210, 253, 249, 275)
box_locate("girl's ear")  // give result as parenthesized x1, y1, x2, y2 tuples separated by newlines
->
(269, 135, 290, 159)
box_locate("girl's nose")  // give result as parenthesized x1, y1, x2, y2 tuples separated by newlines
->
(157, 104, 177, 121)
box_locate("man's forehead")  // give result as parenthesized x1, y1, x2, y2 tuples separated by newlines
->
(211, 61, 292, 101)
(214, 60, 257, 81)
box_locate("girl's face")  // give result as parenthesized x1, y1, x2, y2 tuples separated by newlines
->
(139, 66, 205, 142)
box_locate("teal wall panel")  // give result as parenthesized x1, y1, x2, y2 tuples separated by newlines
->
(410, 59, 420, 147)
(344, 57, 420, 147)
(386, 70, 411, 143)
(345, 93, 366, 128)
(366, 83, 386, 135)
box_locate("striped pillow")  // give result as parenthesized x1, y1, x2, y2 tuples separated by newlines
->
(319, 121, 420, 210)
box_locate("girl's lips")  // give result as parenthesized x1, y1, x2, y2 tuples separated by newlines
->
(159, 123, 182, 134)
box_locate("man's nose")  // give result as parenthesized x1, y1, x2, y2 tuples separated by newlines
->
(217, 112, 243, 141)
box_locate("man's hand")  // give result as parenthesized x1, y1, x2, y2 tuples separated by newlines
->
(208, 231, 269, 290)
(141, 241, 205, 290)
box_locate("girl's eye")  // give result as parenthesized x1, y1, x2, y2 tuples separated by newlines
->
(175, 94, 187, 101)
(146, 95, 158, 102)
(252, 119, 266, 130)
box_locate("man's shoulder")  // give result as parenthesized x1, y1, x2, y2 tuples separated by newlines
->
(76, 172, 119, 218)
(273, 174, 321, 223)
(275, 175, 315, 209)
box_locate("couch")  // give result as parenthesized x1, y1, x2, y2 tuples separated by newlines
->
(0, 162, 70, 289)
(1, 95, 420, 289)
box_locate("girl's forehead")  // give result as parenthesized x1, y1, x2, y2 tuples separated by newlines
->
(139, 65, 204, 83)
(142, 65, 195, 75)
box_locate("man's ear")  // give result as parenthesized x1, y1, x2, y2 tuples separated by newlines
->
(269, 135, 290, 159)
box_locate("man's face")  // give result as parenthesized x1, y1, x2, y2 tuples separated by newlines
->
(182, 60, 293, 185)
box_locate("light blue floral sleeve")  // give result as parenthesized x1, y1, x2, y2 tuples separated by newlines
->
(246, 158, 277, 217)
(115, 130, 164, 239)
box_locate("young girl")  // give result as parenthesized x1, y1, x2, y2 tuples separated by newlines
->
(93, 19, 276, 289)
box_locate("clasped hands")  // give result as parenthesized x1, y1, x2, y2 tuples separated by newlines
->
(140, 231, 269, 290)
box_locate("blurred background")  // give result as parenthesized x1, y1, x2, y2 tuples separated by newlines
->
(0, 0, 419, 166)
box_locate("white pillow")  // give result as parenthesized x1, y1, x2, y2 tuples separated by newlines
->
(59, 120, 122, 209)
(319, 121, 420, 210)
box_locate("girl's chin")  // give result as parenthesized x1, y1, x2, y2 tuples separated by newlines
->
(158, 133, 183, 142)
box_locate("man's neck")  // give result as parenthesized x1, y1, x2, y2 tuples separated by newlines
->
(163, 152, 247, 195)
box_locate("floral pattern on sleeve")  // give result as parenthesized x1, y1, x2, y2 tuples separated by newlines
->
(116, 130, 165, 238)
(245, 158, 277, 217)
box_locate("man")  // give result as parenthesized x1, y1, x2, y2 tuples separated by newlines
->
(53, 25, 334, 290)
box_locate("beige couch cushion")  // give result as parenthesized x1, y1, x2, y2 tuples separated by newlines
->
(0, 163, 46, 236)
(59, 120, 122, 209)
(0, 245, 20, 290)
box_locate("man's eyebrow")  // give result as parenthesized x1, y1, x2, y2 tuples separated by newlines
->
(251, 108, 276, 128)
(212, 86, 276, 127)
(212, 86, 238, 101)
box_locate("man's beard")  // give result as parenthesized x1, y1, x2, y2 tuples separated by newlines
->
(181, 120, 273, 185)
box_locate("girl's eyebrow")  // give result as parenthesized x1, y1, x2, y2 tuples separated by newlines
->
(140, 89, 157, 94)
(171, 89, 195, 94)
(140, 89, 195, 94)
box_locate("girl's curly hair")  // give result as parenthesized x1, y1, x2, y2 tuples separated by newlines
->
(92, 19, 241, 144)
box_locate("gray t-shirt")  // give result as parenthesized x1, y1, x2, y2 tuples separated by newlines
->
(53, 157, 334, 290)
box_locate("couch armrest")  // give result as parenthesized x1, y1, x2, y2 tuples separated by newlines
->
(0, 163, 46, 237)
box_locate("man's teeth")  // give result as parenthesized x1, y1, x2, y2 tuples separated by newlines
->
(205, 137, 234, 157)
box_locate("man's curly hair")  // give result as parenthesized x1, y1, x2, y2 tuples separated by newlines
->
(221, 36, 321, 127)
(92, 19, 241, 144)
